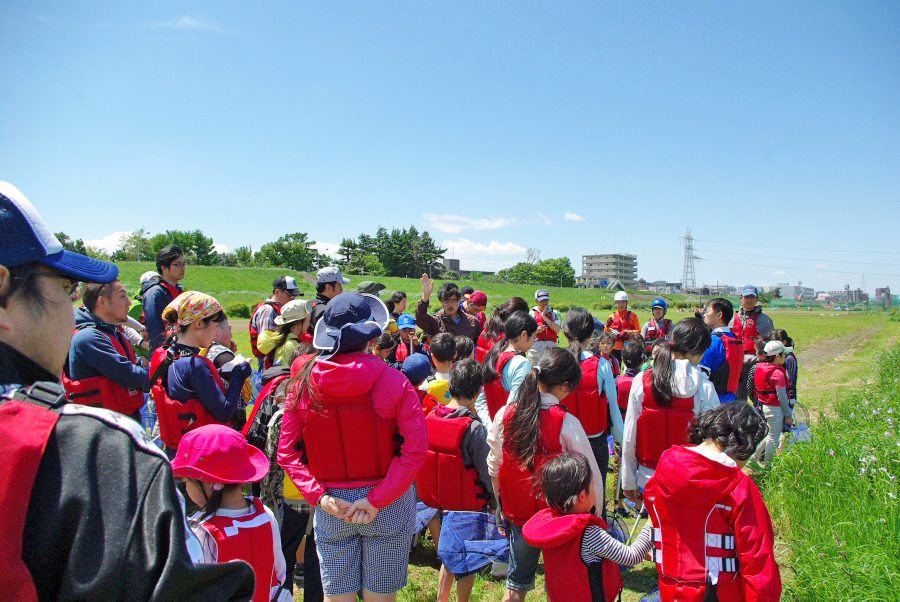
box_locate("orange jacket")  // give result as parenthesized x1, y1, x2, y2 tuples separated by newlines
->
(606, 310, 641, 350)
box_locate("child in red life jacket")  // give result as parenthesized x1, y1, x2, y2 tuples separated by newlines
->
(524, 453, 654, 602)
(389, 314, 428, 366)
(641, 298, 673, 353)
(750, 340, 793, 467)
(621, 318, 720, 505)
(771, 330, 798, 410)
(423, 359, 505, 602)
(487, 347, 605, 600)
(643, 402, 781, 601)
(475, 311, 538, 425)
(589, 331, 620, 378)
(561, 308, 625, 494)
(150, 292, 252, 457)
(171, 424, 292, 602)
(476, 297, 529, 363)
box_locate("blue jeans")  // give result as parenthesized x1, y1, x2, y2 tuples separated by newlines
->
(506, 523, 540, 591)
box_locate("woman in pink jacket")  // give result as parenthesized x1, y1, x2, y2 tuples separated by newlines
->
(277, 292, 427, 602)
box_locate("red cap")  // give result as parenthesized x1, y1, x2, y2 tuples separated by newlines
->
(468, 291, 488, 306)
(170, 425, 268, 484)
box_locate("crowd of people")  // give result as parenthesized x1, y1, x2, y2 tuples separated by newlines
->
(2, 180, 793, 601)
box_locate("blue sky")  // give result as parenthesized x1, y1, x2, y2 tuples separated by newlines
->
(2, 2, 898, 293)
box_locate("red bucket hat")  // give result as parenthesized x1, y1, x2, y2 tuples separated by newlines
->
(170, 425, 268, 484)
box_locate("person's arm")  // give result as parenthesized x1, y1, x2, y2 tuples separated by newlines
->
(696, 379, 721, 417)
(277, 402, 327, 507)
(415, 298, 441, 336)
(125, 316, 146, 333)
(544, 309, 562, 333)
(185, 357, 247, 422)
(625, 313, 642, 336)
(474, 387, 492, 426)
(582, 522, 653, 566)
(462, 421, 496, 504)
(560, 413, 605, 513)
(143, 288, 168, 351)
(504, 356, 531, 406)
(640, 322, 650, 338)
(732, 480, 783, 601)
(263, 505, 291, 600)
(486, 409, 505, 480)
(621, 380, 644, 493)
(597, 359, 624, 443)
(73, 329, 151, 390)
(771, 368, 792, 417)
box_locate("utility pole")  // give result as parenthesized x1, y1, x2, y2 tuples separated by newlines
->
(680, 228, 697, 294)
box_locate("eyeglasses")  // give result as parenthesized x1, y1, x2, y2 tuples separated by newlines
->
(16, 270, 81, 296)
(441, 298, 460, 306)
(170, 262, 186, 269)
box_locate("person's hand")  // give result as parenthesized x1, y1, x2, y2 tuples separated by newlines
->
(536, 324, 547, 334)
(317, 494, 352, 518)
(229, 340, 238, 353)
(139, 356, 149, 368)
(344, 497, 379, 524)
(420, 273, 433, 299)
(784, 415, 794, 427)
(410, 333, 418, 346)
(495, 507, 508, 537)
(623, 489, 639, 503)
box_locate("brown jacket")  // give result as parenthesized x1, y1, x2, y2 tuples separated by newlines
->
(415, 298, 482, 342)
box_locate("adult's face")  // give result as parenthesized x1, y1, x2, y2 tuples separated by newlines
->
(215, 317, 233, 347)
(161, 256, 186, 283)
(98, 280, 130, 324)
(395, 297, 407, 313)
(703, 305, 722, 328)
(324, 282, 343, 298)
(273, 288, 295, 306)
(741, 295, 758, 312)
(615, 300, 627, 312)
(0, 265, 76, 376)
(441, 295, 460, 318)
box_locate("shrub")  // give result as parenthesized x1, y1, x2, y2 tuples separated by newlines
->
(226, 302, 251, 319)
(592, 302, 613, 311)
(554, 303, 571, 312)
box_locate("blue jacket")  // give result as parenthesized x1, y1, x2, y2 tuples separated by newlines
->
(165, 343, 251, 423)
(142, 281, 182, 352)
(699, 326, 736, 402)
(69, 306, 150, 391)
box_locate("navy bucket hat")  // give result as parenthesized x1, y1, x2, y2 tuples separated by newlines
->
(313, 292, 389, 360)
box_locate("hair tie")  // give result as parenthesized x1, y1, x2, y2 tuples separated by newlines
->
(212, 483, 224, 491)
(534, 365, 542, 374)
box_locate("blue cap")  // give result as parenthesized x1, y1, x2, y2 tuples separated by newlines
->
(0, 182, 118, 283)
(741, 285, 759, 297)
(651, 297, 667, 311)
(397, 314, 415, 330)
(401, 353, 432, 385)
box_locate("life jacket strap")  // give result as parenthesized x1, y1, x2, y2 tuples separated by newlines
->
(706, 556, 737, 573)
(705, 533, 735, 550)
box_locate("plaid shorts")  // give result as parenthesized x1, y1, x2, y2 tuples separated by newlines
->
(314, 485, 415, 595)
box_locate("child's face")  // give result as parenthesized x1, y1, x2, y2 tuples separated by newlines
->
(571, 477, 596, 514)
(650, 345, 661, 362)
(774, 352, 785, 366)
(511, 331, 536, 353)
(183, 478, 211, 508)
(375, 347, 393, 360)
(598, 340, 614, 356)
(399, 328, 412, 342)
(652, 307, 665, 319)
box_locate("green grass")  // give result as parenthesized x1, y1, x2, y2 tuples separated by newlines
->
(763, 343, 900, 601)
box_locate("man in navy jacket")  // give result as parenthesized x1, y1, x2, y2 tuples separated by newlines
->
(142, 245, 184, 351)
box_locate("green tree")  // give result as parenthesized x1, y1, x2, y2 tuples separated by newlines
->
(234, 246, 253, 266)
(533, 257, 576, 288)
(345, 253, 387, 276)
(468, 271, 483, 282)
(112, 228, 151, 262)
(256, 232, 320, 272)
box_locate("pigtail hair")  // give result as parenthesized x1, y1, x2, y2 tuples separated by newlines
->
(650, 341, 675, 407)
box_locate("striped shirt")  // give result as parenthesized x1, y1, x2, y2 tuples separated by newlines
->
(582, 522, 653, 566)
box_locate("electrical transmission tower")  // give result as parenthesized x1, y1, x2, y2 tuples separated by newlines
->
(681, 228, 697, 292)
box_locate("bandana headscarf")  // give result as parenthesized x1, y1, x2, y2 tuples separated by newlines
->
(163, 291, 222, 326)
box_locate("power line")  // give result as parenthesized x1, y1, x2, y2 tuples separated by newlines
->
(692, 237, 900, 256)
(692, 248, 900, 268)
(699, 256, 900, 279)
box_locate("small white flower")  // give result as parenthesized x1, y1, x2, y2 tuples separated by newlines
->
(889, 493, 897, 500)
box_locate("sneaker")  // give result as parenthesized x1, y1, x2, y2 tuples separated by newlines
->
(490, 560, 509, 578)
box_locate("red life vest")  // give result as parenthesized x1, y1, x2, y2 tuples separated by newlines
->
(754, 363, 787, 407)
(201, 497, 280, 602)
(296, 361, 400, 482)
(644, 450, 741, 601)
(0, 382, 66, 602)
(523, 509, 624, 602)
(608, 311, 635, 344)
(148, 346, 228, 449)
(475, 332, 502, 364)
(718, 332, 744, 395)
(498, 404, 566, 526)
(140, 280, 181, 324)
(731, 310, 762, 355)
(635, 371, 694, 470)
(62, 324, 145, 416)
(616, 373, 635, 412)
(561, 354, 608, 436)
(417, 389, 438, 416)
(601, 354, 620, 379)
(533, 308, 558, 343)
(643, 318, 672, 352)
(249, 301, 282, 359)
(417, 412, 490, 511)
(483, 350, 520, 421)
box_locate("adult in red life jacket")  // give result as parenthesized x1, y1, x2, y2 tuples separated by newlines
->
(0, 182, 254, 601)
(621, 318, 720, 504)
(528, 288, 562, 366)
(751, 340, 794, 467)
(149, 292, 252, 457)
(172, 425, 293, 602)
(641, 298, 673, 353)
(476, 296, 528, 363)
(487, 347, 604, 600)
(65, 280, 150, 421)
(250, 275, 303, 370)
(643, 402, 781, 601)
(462, 290, 488, 330)
(524, 453, 654, 602)
(256, 299, 313, 369)
(732, 285, 775, 401)
(606, 291, 641, 362)
(698, 297, 742, 403)
(561, 307, 625, 493)
(142, 244, 185, 352)
(277, 292, 427, 601)
(474, 310, 537, 425)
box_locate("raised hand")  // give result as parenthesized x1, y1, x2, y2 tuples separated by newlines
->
(420, 273, 434, 299)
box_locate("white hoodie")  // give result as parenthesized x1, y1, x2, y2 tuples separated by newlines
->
(621, 359, 720, 491)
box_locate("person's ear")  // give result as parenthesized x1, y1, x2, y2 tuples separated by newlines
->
(0, 266, 12, 331)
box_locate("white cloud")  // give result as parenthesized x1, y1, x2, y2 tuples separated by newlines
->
(564, 211, 585, 222)
(423, 213, 513, 234)
(442, 238, 526, 257)
(773, 270, 786, 275)
(83, 231, 132, 254)
(536, 212, 552, 225)
(312, 241, 341, 258)
(154, 15, 224, 32)
(213, 243, 228, 254)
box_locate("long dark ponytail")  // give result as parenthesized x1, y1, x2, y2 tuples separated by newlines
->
(482, 296, 529, 340)
(482, 310, 537, 383)
(562, 307, 594, 360)
(650, 317, 711, 407)
(506, 347, 581, 469)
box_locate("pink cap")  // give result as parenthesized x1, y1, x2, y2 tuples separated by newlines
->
(170, 425, 269, 484)
(468, 291, 488, 306)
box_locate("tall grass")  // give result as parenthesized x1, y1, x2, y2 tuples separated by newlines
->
(764, 346, 900, 601)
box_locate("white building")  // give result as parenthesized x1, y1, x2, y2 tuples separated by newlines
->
(576, 253, 638, 290)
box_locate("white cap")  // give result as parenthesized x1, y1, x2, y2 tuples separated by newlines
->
(763, 341, 785, 356)
(614, 291, 628, 302)
(316, 266, 350, 285)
